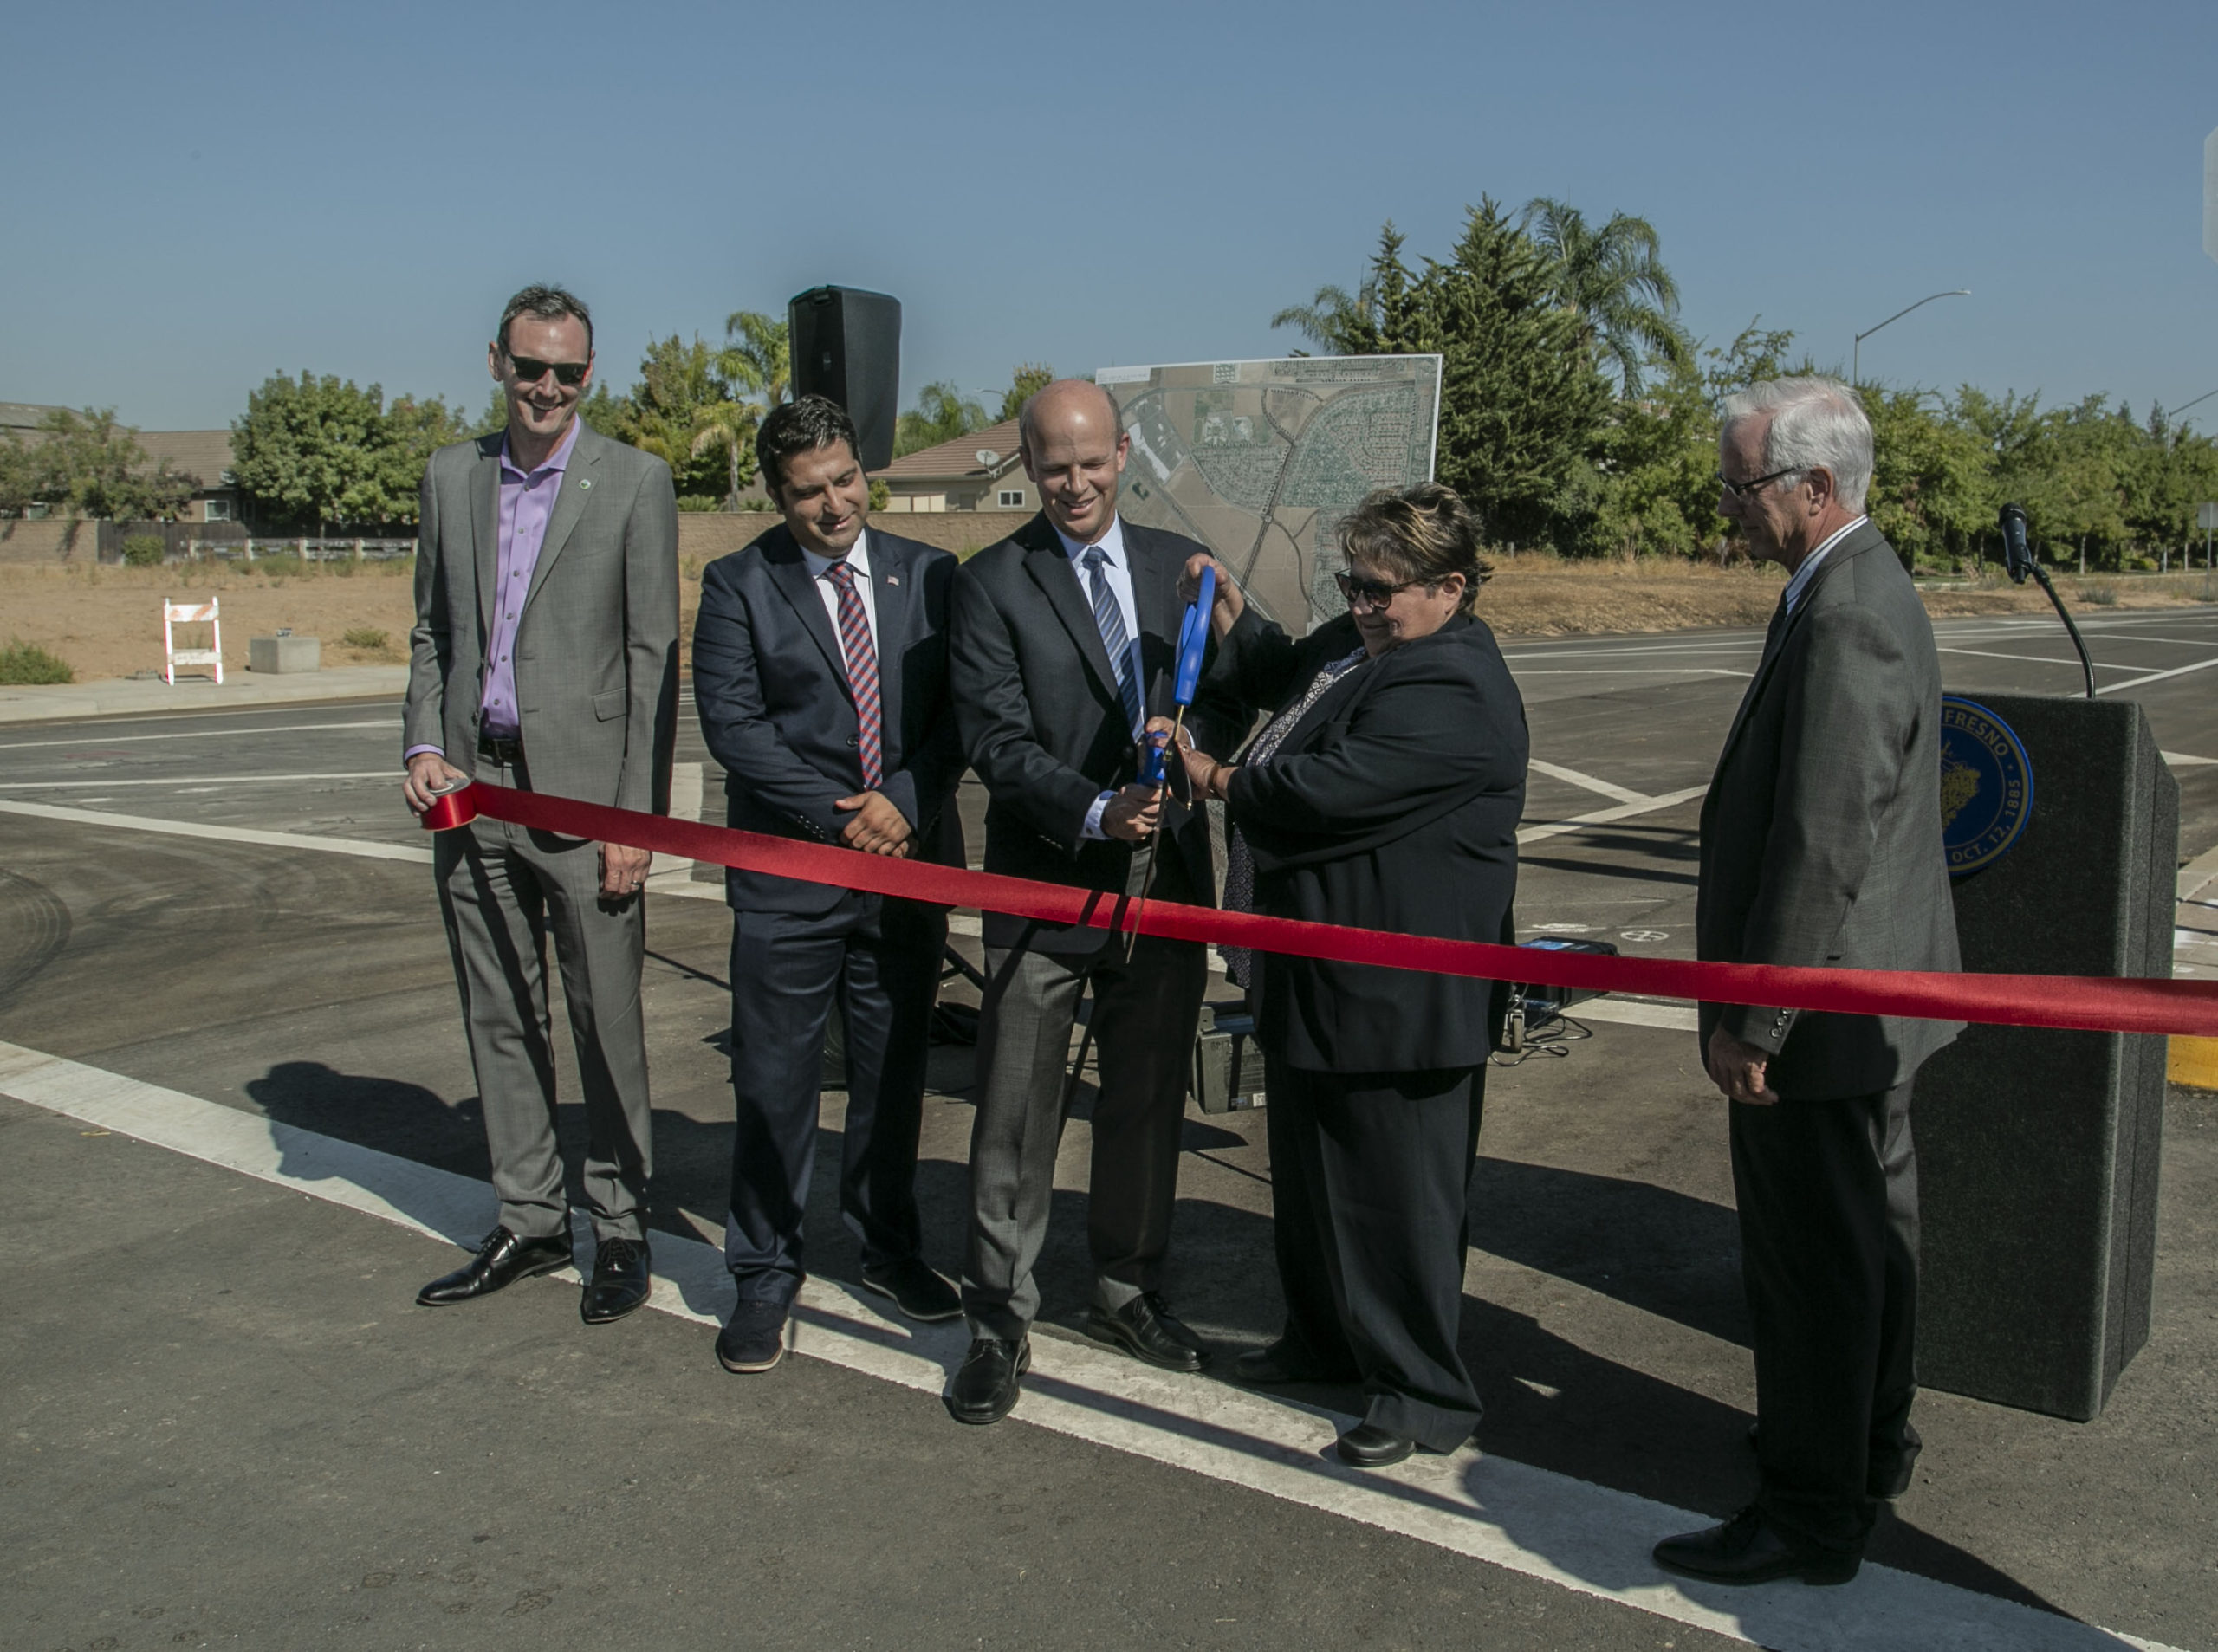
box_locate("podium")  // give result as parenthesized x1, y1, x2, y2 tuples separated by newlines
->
(1915, 694, 2178, 1420)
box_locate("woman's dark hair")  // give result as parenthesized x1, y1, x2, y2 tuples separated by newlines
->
(1339, 482, 1489, 613)
(496, 284, 593, 354)
(756, 395, 861, 499)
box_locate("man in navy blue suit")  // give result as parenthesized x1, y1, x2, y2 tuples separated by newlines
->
(691, 396, 968, 1373)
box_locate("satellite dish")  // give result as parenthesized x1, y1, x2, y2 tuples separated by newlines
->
(975, 449, 1001, 469)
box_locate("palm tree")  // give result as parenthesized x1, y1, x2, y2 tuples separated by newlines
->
(690, 400, 759, 509)
(1516, 198, 1689, 396)
(1270, 225, 1407, 356)
(721, 311, 789, 413)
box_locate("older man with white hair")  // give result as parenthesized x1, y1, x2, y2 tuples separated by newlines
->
(1654, 378, 1961, 1586)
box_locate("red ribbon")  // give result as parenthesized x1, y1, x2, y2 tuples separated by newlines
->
(418, 781, 2218, 1040)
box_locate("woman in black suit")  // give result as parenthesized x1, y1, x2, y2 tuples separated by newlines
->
(1170, 483, 1527, 1468)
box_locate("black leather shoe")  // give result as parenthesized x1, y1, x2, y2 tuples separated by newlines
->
(1085, 1292, 1210, 1372)
(416, 1227, 572, 1306)
(1235, 1343, 1339, 1385)
(581, 1237, 652, 1324)
(1653, 1506, 1860, 1586)
(860, 1257, 962, 1323)
(948, 1337, 1030, 1425)
(1747, 1422, 1921, 1500)
(1335, 1422, 1417, 1468)
(716, 1300, 790, 1372)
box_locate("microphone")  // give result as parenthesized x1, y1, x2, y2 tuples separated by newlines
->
(1998, 502, 2035, 586)
(1996, 502, 2095, 699)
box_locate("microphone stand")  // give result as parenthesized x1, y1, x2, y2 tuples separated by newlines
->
(1999, 503, 2096, 699)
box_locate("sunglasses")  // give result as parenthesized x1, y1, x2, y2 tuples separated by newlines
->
(506, 353, 589, 387)
(1333, 569, 1428, 608)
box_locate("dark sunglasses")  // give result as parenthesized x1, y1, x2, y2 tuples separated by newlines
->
(506, 353, 589, 387)
(1333, 568, 1427, 608)
(1715, 465, 1803, 500)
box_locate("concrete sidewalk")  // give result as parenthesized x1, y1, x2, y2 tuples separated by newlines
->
(0, 664, 409, 723)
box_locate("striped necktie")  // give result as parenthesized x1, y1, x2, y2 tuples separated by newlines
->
(1083, 546, 1144, 735)
(826, 560, 884, 788)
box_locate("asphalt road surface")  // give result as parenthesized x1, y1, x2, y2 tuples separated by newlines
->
(4, 606, 2218, 1651)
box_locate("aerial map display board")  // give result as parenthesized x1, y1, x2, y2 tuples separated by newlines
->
(1094, 354, 1443, 632)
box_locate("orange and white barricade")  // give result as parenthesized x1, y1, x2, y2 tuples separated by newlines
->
(162, 597, 223, 684)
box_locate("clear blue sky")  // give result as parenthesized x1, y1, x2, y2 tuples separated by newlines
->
(3, 0, 2214, 433)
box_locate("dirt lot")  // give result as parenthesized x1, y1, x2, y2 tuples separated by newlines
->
(5, 555, 2214, 683)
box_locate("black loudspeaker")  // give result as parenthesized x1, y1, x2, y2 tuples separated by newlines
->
(788, 286, 901, 471)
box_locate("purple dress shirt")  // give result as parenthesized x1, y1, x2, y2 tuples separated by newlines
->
(405, 418, 580, 761)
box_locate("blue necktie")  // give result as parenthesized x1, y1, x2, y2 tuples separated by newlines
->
(1084, 546, 1143, 735)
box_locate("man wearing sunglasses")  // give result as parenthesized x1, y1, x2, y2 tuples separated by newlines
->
(401, 283, 680, 1327)
(1654, 377, 1958, 1588)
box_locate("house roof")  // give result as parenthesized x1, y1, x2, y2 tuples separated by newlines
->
(0, 401, 68, 432)
(873, 418, 1023, 483)
(135, 431, 234, 491)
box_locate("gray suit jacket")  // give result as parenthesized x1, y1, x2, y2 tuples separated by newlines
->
(403, 422, 679, 817)
(1696, 521, 1962, 1100)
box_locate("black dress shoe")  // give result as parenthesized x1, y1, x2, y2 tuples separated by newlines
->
(948, 1337, 1030, 1425)
(416, 1227, 572, 1307)
(1085, 1292, 1210, 1372)
(581, 1237, 652, 1325)
(859, 1256, 962, 1323)
(1653, 1506, 1860, 1586)
(1335, 1422, 1417, 1468)
(716, 1299, 790, 1372)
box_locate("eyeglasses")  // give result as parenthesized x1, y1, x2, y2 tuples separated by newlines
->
(1333, 569, 1427, 609)
(1715, 466, 1804, 500)
(506, 353, 590, 387)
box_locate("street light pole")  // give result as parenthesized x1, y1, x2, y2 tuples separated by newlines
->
(2163, 387, 2218, 425)
(1853, 289, 1972, 385)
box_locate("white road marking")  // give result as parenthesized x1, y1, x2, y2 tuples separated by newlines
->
(1576, 999, 1702, 1033)
(0, 771, 392, 788)
(0, 1040, 2177, 1652)
(1519, 786, 1709, 845)
(1938, 646, 2135, 671)
(0, 799, 433, 864)
(1527, 761, 1653, 807)
(1509, 669, 1752, 677)
(0, 719, 392, 751)
(2098, 657, 2218, 696)
(2166, 752, 2218, 768)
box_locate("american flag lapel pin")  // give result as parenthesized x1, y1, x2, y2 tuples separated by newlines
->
(885, 574, 900, 585)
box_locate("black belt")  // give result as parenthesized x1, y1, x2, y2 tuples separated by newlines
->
(477, 733, 524, 764)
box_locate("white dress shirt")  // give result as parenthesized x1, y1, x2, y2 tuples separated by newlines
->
(1780, 515, 1868, 616)
(802, 529, 879, 652)
(1052, 515, 1146, 841)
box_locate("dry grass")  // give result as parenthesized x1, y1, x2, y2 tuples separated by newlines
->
(0, 558, 717, 682)
(1478, 554, 2218, 637)
(2, 554, 2209, 679)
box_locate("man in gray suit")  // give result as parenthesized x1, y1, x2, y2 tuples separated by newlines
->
(1655, 378, 1960, 1586)
(401, 284, 679, 1325)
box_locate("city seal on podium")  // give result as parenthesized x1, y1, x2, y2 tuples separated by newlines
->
(1938, 696, 2033, 877)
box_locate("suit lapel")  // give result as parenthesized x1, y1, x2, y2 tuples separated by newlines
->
(522, 424, 596, 616)
(1020, 517, 1121, 705)
(762, 527, 850, 689)
(868, 530, 910, 741)
(470, 433, 502, 642)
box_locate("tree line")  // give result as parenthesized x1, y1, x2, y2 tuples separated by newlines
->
(1275, 200, 2218, 572)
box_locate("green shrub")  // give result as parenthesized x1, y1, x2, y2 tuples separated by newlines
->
(0, 640, 74, 684)
(341, 627, 391, 651)
(254, 552, 306, 580)
(120, 534, 166, 567)
(676, 495, 722, 513)
(2079, 580, 2119, 606)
